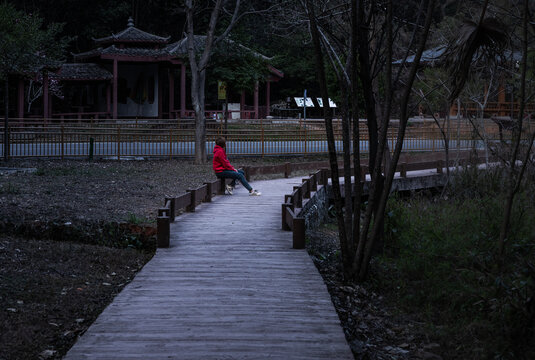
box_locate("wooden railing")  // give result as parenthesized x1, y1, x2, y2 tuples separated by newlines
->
(157, 176, 231, 247)
(280, 154, 492, 249)
(282, 170, 325, 249)
(155, 151, 490, 249)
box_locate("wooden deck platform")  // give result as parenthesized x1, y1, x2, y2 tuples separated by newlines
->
(64, 177, 353, 359)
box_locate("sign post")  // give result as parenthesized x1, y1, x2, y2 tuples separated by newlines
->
(303, 89, 307, 122)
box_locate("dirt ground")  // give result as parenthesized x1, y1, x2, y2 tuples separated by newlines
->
(1, 155, 441, 360)
(0, 156, 329, 360)
(307, 226, 444, 360)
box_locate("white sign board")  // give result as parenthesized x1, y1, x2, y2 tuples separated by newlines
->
(316, 98, 337, 108)
(294, 97, 315, 107)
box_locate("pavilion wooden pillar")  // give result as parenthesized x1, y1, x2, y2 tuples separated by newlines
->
(157, 68, 163, 118)
(265, 80, 271, 117)
(168, 69, 175, 119)
(240, 90, 246, 119)
(254, 81, 259, 119)
(180, 63, 186, 118)
(17, 78, 24, 120)
(106, 83, 111, 118)
(43, 71, 49, 119)
(113, 58, 118, 119)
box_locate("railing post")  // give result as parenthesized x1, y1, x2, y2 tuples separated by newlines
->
(302, 179, 311, 198)
(261, 118, 265, 158)
(169, 128, 173, 159)
(186, 189, 197, 212)
(218, 178, 225, 195)
(321, 168, 329, 186)
(61, 126, 64, 160)
(436, 160, 444, 174)
(293, 217, 305, 249)
(304, 121, 307, 154)
(310, 174, 317, 191)
(157, 216, 170, 248)
(3, 117, 10, 161)
(117, 126, 121, 160)
(165, 197, 176, 222)
(282, 203, 292, 231)
(284, 162, 291, 178)
(204, 182, 212, 202)
(294, 186, 303, 208)
(400, 162, 407, 178)
(88, 137, 94, 161)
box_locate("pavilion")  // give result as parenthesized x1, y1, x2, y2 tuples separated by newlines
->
(13, 17, 283, 120)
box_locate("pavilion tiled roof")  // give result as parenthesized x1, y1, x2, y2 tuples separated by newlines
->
(93, 17, 170, 45)
(51, 63, 112, 81)
(165, 35, 272, 61)
(73, 45, 170, 61)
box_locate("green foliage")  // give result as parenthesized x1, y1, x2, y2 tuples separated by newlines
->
(377, 167, 535, 359)
(0, 3, 69, 78)
(209, 41, 270, 92)
(125, 213, 150, 225)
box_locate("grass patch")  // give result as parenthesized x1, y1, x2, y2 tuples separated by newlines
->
(0, 182, 20, 194)
(374, 166, 535, 359)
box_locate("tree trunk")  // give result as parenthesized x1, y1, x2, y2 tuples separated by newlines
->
(192, 70, 207, 164)
(499, 0, 529, 257)
(357, 0, 436, 280)
(356, 3, 379, 174)
(4, 78, 9, 161)
(306, 0, 352, 277)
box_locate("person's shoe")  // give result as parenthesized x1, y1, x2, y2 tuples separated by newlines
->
(225, 185, 234, 195)
(249, 190, 261, 196)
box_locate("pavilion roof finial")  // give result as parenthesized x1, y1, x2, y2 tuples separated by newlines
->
(127, 16, 134, 28)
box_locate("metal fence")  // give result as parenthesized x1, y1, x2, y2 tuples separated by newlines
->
(0, 117, 533, 159)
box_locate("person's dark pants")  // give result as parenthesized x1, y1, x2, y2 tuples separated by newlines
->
(216, 170, 252, 192)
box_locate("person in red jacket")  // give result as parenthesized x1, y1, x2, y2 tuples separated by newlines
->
(213, 137, 261, 196)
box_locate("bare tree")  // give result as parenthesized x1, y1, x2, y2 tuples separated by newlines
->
(303, 0, 436, 281)
(185, 0, 241, 164)
(445, 0, 535, 258)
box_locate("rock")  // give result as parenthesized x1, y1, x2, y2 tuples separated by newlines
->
(349, 339, 367, 355)
(40, 349, 56, 359)
(424, 343, 440, 350)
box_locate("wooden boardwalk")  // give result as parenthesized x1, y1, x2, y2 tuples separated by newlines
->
(64, 177, 353, 360)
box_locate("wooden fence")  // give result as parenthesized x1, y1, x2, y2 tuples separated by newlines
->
(3, 117, 531, 159)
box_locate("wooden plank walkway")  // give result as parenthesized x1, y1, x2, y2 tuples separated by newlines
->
(64, 177, 353, 360)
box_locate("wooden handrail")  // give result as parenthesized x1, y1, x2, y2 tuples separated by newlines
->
(156, 177, 237, 247)
(280, 155, 494, 250)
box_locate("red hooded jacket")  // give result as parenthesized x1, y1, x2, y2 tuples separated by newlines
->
(213, 145, 236, 173)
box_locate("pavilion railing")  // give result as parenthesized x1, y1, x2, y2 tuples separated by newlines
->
(1, 117, 534, 159)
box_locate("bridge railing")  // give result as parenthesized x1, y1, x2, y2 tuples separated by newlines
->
(280, 153, 494, 249)
(156, 176, 233, 247)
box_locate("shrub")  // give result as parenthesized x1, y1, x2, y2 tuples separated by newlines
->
(378, 167, 535, 359)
